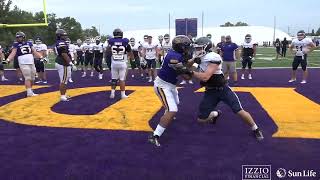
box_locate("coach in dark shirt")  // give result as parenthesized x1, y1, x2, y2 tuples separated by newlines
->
(281, 37, 288, 57)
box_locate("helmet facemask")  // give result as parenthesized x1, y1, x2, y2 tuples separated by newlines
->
(297, 33, 305, 41)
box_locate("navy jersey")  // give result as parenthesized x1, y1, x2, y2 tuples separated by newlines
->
(12, 41, 33, 57)
(158, 50, 183, 85)
(55, 40, 70, 66)
(108, 38, 131, 62)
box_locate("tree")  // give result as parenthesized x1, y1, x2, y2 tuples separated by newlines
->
(82, 26, 99, 38)
(220, 21, 249, 27)
(56, 17, 82, 42)
(317, 27, 320, 36)
(235, 21, 249, 26)
(220, 22, 234, 27)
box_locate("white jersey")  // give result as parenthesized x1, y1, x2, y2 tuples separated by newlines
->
(92, 43, 104, 53)
(68, 44, 76, 59)
(291, 38, 313, 56)
(33, 43, 47, 52)
(82, 43, 93, 53)
(143, 43, 158, 59)
(199, 52, 223, 75)
(162, 42, 172, 56)
(131, 43, 140, 51)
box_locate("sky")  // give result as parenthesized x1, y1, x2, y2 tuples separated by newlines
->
(12, 0, 320, 35)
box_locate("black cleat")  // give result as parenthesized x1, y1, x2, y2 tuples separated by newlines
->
(210, 110, 222, 124)
(148, 134, 160, 147)
(253, 128, 264, 141)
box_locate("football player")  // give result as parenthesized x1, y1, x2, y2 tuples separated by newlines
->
(33, 37, 48, 84)
(54, 29, 77, 101)
(148, 35, 193, 147)
(108, 28, 133, 99)
(157, 35, 164, 65)
(75, 39, 85, 71)
(66, 38, 77, 83)
(187, 37, 264, 141)
(93, 36, 104, 79)
(82, 38, 94, 77)
(0, 45, 8, 81)
(240, 34, 257, 80)
(162, 34, 172, 58)
(6, 32, 43, 97)
(129, 37, 143, 78)
(142, 36, 159, 82)
(103, 35, 112, 71)
(288, 30, 316, 84)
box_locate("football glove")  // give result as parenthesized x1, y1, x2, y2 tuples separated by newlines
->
(69, 62, 77, 71)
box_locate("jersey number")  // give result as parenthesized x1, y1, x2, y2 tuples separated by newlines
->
(20, 45, 31, 54)
(111, 45, 125, 60)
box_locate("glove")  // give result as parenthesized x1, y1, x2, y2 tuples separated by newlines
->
(69, 62, 77, 71)
(251, 57, 255, 61)
(176, 67, 193, 76)
(194, 57, 201, 64)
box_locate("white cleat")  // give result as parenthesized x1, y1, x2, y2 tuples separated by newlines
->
(42, 81, 48, 84)
(90, 72, 94, 77)
(288, 79, 296, 83)
(241, 74, 245, 80)
(248, 74, 252, 80)
(180, 80, 186, 85)
(148, 78, 153, 83)
(69, 79, 74, 83)
(35, 80, 42, 84)
(81, 73, 86, 78)
(27, 93, 39, 97)
(227, 76, 230, 80)
(131, 74, 135, 78)
(300, 80, 307, 84)
(110, 93, 115, 99)
(98, 73, 103, 80)
(121, 95, 129, 99)
(188, 80, 193, 84)
(60, 96, 69, 102)
(1, 77, 9, 81)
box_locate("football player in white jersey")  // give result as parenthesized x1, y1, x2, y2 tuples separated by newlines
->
(0, 45, 8, 81)
(93, 36, 104, 79)
(161, 34, 172, 58)
(66, 38, 77, 83)
(289, 30, 316, 84)
(189, 37, 264, 141)
(157, 35, 164, 65)
(103, 35, 112, 71)
(240, 34, 257, 80)
(82, 38, 94, 77)
(33, 37, 48, 84)
(75, 39, 85, 71)
(129, 37, 143, 78)
(142, 36, 159, 82)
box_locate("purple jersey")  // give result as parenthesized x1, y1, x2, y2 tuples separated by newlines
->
(108, 38, 131, 62)
(221, 42, 238, 61)
(158, 50, 183, 85)
(12, 41, 33, 57)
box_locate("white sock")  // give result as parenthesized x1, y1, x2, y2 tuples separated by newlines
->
(154, 124, 166, 137)
(27, 88, 33, 94)
(251, 124, 258, 131)
(111, 89, 115, 94)
(149, 76, 152, 80)
(121, 91, 126, 96)
(212, 111, 218, 117)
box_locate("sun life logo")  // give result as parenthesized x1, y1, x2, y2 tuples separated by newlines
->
(276, 168, 287, 178)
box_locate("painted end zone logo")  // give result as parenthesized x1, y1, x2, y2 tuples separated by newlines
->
(242, 165, 271, 180)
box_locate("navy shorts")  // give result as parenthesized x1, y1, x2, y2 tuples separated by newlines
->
(198, 86, 243, 119)
(242, 57, 253, 69)
(292, 55, 307, 71)
(34, 59, 45, 72)
(146, 59, 156, 69)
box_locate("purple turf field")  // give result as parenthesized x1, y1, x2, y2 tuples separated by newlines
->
(0, 68, 319, 180)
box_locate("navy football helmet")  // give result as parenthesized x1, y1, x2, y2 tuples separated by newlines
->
(113, 28, 123, 38)
(172, 35, 192, 57)
(194, 37, 213, 57)
(56, 29, 68, 40)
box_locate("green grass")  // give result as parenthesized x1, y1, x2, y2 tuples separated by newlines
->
(4, 47, 320, 69)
